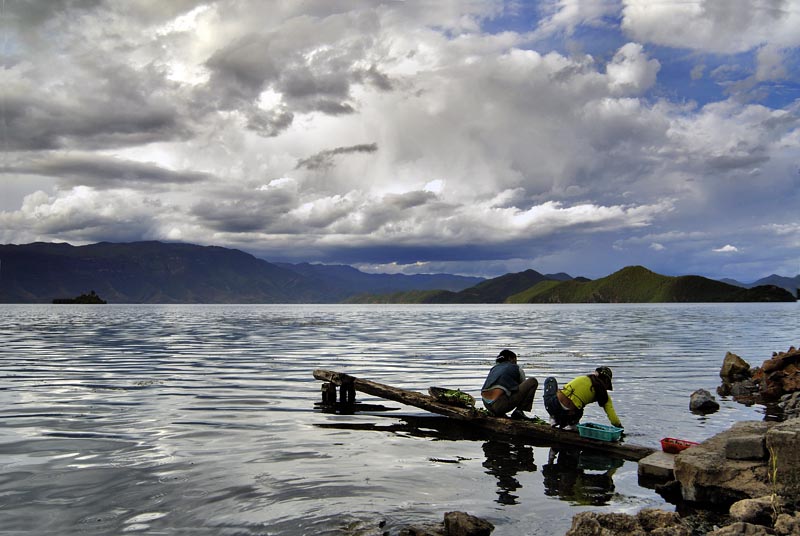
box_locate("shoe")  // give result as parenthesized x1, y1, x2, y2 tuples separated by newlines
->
(544, 377, 558, 397)
(562, 424, 578, 431)
(510, 409, 532, 421)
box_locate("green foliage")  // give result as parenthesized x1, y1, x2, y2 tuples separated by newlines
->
(429, 387, 476, 408)
(506, 280, 562, 303)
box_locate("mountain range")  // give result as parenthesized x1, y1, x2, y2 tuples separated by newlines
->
(0, 241, 796, 303)
(0, 241, 481, 303)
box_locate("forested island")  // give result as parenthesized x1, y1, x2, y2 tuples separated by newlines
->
(52, 290, 107, 304)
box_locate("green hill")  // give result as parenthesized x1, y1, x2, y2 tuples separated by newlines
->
(507, 266, 796, 303)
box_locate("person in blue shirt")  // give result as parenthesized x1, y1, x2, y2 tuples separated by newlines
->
(481, 349, 539, 420)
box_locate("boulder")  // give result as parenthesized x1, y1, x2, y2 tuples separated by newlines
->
(778, 392, 800, 420)
(674, 421, 773, 507)
(565, 509, 691, 536)
(707, 521, 772, 535)
(774, 512, 800, 535)
(636, 508, 688, 533)
(443, 512, 494, 536)
(765, 419, 800, 498)
(729, 379, 759, 399)
(691, 389, 721, 414)
(729, 496, 776, 526)
(725, 434, 767, 461)
(722, 352, 752, 383)
(399, 512, 494, 536)
(753, 347, 800, 402)
(720, 347, 800, 406)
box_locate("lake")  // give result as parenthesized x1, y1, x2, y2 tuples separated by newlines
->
(0, 303, 796, 535)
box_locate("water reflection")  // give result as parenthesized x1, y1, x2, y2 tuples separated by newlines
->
(541, 448, 623, 505)
(481, 440, 537, 505)
(3, 303, 794, 535)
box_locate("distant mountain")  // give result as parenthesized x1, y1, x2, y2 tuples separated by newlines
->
(347, 269, 580, 304)
(0, 241, 319, 303)
(276, 262, 483, 300)
(721, 274, 799, 296)
(507, 266, 796, 303)
(0, 241, 483, 304)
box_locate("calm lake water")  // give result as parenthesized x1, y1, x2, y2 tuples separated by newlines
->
(0, 303, 797, 535)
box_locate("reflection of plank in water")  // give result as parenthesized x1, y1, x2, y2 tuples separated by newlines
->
(313, 369, 655, 461)
(313, 401, 398, 414)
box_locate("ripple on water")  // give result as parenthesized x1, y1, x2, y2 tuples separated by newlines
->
(0, 303, 796, 535)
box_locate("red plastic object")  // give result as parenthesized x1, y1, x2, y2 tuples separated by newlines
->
(661, 437, 699, 454)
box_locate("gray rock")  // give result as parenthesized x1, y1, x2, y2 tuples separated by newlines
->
(725, 434, 767, 461)
(721, 352, 752, 382)
(399, 512, 494, 536)
(731, 380, 759, 398)
(766, 419, 800, 497)
(443, 511, 494, 536)
(638, 451, 676, 481)
(674, 421, 773, 507)
(778, 392, 800, 419)
(691, 389, 721, 414)
(565, 509, 691, 536)
(729, 496, 776, 526)
(707, 521, 773, 535)
(774, 512, 800, 535)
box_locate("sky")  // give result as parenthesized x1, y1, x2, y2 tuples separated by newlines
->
(1, 0, 799, 281)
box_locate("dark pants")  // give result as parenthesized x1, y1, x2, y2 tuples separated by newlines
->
(543, 377, 583, 426)
(485, 378, 538, 417)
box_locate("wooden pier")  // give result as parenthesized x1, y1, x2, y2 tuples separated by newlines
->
(313, 369, 656, 461)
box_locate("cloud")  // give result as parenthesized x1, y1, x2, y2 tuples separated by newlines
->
(713, 244, 740, 253)
(650, 242, 665, 251)
(534, 0, 620, 38)
(295, 143, 379, 170)
(0, 0, 797, 281)
(621, 0, 800, 54)
(606, 43, 660, 95)
(0, 187, 165, 243)
(10, 154, 212, 190)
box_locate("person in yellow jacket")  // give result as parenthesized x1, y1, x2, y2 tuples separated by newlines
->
(543, 366, 622, 431)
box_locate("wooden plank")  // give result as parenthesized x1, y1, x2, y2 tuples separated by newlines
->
(313, 369, 656, 461)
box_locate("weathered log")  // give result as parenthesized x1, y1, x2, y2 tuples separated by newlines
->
(313, 369, 655, 461)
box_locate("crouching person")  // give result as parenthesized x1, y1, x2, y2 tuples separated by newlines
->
(543, 366, 622, 431)
(481, 349, 538, 421)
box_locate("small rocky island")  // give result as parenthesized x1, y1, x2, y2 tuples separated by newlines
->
(52, 290, 107, 304)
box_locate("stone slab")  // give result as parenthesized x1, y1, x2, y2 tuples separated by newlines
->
(725, 434, 767, 461)
(638, 450, 675, 480)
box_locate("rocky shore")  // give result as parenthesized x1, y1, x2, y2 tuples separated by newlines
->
(358, 346, 800, 536)
(564, 346, 800, 536)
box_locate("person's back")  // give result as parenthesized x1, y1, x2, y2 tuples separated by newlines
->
(481, 349, 539, 420)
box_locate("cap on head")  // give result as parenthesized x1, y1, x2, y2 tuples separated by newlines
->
(595, 366, 613, 390)
(497, 349, 517, 363)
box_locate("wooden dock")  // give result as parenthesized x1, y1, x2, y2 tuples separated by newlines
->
(313, 369, 656, 461)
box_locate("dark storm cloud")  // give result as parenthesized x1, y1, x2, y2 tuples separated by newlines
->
(295, 143, 379, 170)
(202, 12, 381, 130)
(190, 184, 300, 233)
(3, 95, 184, 152)
(191, 200, 277, 233)
(13, 155, 212, 189)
